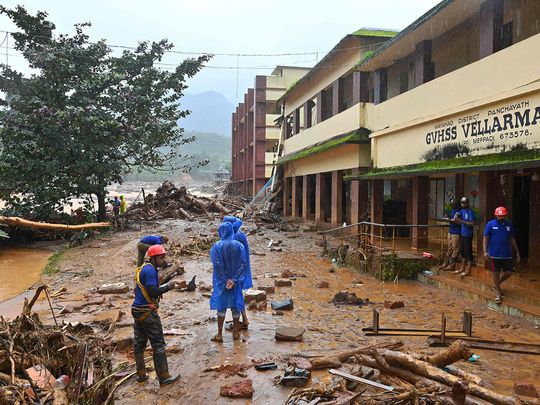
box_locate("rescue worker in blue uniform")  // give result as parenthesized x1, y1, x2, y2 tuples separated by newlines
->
(132, 244, 182, 385)
(137, 234, 169, 266)
(483, 206, 520, 304)
(454, 197, 475, 277)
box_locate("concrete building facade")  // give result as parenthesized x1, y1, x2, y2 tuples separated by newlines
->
(231, 66, 309, 197)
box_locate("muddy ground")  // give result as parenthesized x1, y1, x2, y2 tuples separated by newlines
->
(3, 216, 540, 404)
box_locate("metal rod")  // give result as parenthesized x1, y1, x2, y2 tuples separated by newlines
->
(44, 287, 58, 326)
(329, 369, 394, 391)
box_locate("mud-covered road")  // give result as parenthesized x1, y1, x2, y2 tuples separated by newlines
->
(3, 216, 539, 404)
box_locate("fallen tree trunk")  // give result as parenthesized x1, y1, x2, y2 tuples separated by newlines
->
(445, 365, 485, 387)
(422, 340, 472, 367)
(381, 349, 529, 405)
(0, 216, 110, 231)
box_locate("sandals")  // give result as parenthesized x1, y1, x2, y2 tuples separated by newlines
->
(211, 334, 223, 343)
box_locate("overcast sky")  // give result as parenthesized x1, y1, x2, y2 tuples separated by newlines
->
(0, 0, 440, 104)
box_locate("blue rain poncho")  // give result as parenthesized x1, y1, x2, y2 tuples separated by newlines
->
(223, 215, 253, 289)
(210, 222, 247, 312)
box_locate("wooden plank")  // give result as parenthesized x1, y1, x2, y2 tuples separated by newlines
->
(329, 369, 394, 391)
(427, 336, 540, 355)
(365, 330, 469, 337)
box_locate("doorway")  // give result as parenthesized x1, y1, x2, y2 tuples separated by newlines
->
(512, 175, 530, 262)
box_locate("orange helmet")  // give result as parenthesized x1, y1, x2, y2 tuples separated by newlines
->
(147, 245, 166, 257)
(494, 206, 507, 216)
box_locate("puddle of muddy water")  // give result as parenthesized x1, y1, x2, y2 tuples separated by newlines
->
(0, 247, 51, 302)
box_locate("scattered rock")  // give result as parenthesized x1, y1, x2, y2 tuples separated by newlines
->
(270, 247, 283, 252)
(272, 310, 284, 316)
(271, 298, 293, 311)
(244, 289, 267, 303)
(281, 269, 294, 278)
(275, 326, 305, 342)
(97, 283, 129, 294)
(220, 379, 254, 398)
(275, 278, 292, 287)
(384, 300, 405, 309)
(184, 227, 193, 232)
(256, 301, 267, 311)
(257, 285, 275, 294)
(288, 357, 313, 371)
(247, 300, 258, 310)
(328, 268, 335, 273)
(202, 292, 212, 298)
(315, 281, 329, 288)
(331, 291, 367, 306)
(59, 305, 74, 314)
(514, 383, 538, 398)
(198, 282, 213, 292)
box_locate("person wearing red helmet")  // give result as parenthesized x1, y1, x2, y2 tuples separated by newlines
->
(483, 206, 520, 304)
(131, 244, 182, 386)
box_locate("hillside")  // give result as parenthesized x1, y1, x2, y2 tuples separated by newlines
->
(179, 91, 235, 136)
(125, 131, 231, 182)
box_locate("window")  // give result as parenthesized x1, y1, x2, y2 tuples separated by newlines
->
(339, 73, 354, 111)
(429, 178, 445, 219)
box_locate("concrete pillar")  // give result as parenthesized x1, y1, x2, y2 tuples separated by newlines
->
(282, 176, 290, 217)
(374, 69, 387, 104)
(293, 108, 301, 135)
(411, 176, 429, 250)
(302, 175, 312, 222)
(315, 173, 328, 223)
(352, 71, 369, 104)
(479, 0, 503, 59)
(332, 80, 340, 116)
(331, 170, 343, 226)
(303, 100, 313, 129)
(414, 40, 433, 86)
(455, 173, 465, 199)
(370, 180, 384, 240)
(316, 91, 323, 124)
(291, 176, 301, 219)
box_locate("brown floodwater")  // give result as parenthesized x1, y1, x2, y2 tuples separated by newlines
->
(0, 247, 51, 302)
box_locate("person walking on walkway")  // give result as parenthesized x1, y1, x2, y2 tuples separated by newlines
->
(137, 235, 169, 266)
(223, 215, 253, 329)
(454, 197, 475, 277)
(439, 198, 461, 271)
(210, 222, 246, 343)
(483, 206, 520, 304)
(131, 245, 182, 385)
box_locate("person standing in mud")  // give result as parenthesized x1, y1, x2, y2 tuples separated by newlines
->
(454, 197, 475, 277)
(137, 235, 169, 266)
(483, 206, 520, 304)
(132, 244, 182, 385)
(210, 222, 246, 342)
(223, 215, 253, 329)
(439, 198, 461, 271)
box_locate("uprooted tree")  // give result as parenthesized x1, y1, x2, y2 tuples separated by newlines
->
(0, 6, 211, 221)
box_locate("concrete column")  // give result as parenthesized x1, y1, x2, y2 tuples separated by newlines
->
(291, 176, 301, 219)
(332, 80, 340, 116)
(331, 170, 343, 226)
(282, 176, 290, 217)
(373, 69, 387, 104)
(315, 173, 328, 223)
(352, 71, 369, 104)
(302, 175, 312, 222)
(293, 108, 301, 135)
(316, 91, 323, 124)
(479, 0, 503, 59)
(414, 40, 433, 86)
(303, 100, 313, 129)
(411, 176, 429, 250)
(370, 180, 384, 242)
(455, 173, 465, 199)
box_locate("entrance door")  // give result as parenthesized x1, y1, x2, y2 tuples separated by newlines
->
(512, 176, 530, 262)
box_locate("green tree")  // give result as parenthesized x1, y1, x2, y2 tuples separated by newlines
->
(0, 6, 211, 220)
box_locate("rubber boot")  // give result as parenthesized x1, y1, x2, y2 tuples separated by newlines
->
(154, 353, 179, 386)
(134, 352, 148, 383)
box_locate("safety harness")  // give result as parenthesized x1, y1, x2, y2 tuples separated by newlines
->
(133, 263, 159, 322)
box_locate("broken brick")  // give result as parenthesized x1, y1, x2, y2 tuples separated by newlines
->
(315, 281, 329, 288)
(281, 269, 294, 278)
(257, 285, 275, 294)
(384, 301, 405, 309)
(244, 289, 267, 303)
(220, 379, 254, 398)
(514, 383, 538, 398)
(275, 278, 292, 287)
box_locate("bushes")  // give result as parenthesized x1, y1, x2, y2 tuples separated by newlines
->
(379, 252, 424, 282)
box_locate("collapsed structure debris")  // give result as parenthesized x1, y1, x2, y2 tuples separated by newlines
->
(125, 181, 243, 221)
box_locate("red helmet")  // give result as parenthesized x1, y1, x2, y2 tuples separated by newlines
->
(147, 245, 166, 257)
(494, 206, 507, 216)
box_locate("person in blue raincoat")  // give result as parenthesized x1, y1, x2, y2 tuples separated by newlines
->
(223, 215, 253, 329)
(210, 222, 246, 342)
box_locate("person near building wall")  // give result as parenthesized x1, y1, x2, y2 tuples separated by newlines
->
(453, 197, 475, 277)
(483, 206, 520, 304)
(439, 198, 461, 271)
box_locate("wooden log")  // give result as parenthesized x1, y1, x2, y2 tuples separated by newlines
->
(381, 349, 527, 405)
(0, 216, 110, 231)
(422, 340, 472, 367)
(178, 207, 194, 222)
(445, 365, 485, 387)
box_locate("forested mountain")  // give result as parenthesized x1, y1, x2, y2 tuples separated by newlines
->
(180, 91, 235, 136)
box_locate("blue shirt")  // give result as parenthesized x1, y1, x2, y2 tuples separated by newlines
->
(484, 219, 514, 259)
(140, 235, 163, 245)
(133, 263, 159, 306)
(449, 208, 461, 235)
(460, 208, 475, 237)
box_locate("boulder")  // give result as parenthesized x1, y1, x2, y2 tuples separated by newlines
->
(275, 326, 305, 342)
(97, 283, 129, 294)
(275, 278, 292, 287)
(315, 281, 329, 288)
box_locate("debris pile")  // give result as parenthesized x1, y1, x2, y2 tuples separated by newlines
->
(0, 303, 115, 404)
(284, 340, 538, 405)
(169, 235, 218, 256)
(126, 181, 243, 221)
